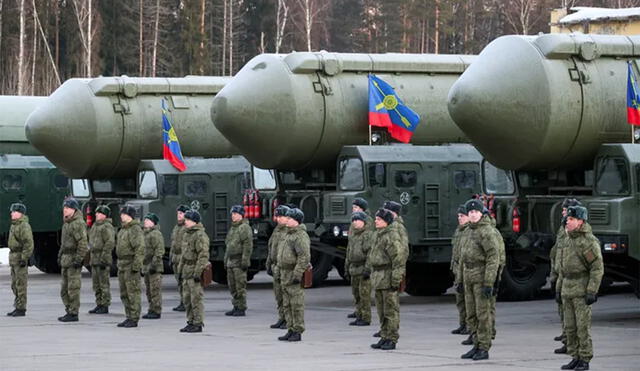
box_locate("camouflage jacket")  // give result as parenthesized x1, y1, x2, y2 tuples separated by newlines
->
(170, 222, 186, 266)
(549, 224, 567, 284)
(88, 218, 115, 266)
(393, 216, 410, 262)
(345, 225, 374, 276)
(224, 219, 253, 269)
(459, 215, 501, 287)
(59, 212, 89, 268)
(143, 225, 165, 274)
(368, 225, 404, 290)
(8, 215, 34, 266)
(179, 223, 210, 279)
(116, 219, 145, 272)
(266, 224, 288, 269)
(450, 223, 470, 283)
(277, 224, 310, 286)
(556, 222, 604, 298)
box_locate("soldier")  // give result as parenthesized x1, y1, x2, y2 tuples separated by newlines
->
(347, 197, 373, 320)
(88, 205, 115, 314)
(459, 198, 501, 361)
(276, 208, 310, 342)
(450, 204, 469, 335)
(224, 205, 253, 317)
(171, 204, 189, 312)
(142, 213, 164, 319)
(345, 211, 374, 326)
(369, 208, 405, 350)
(485, 207, 505, 341)
(58, 198, 88, 322)
(116, 205, 144, 328)
(6, 203, 33, 317)
(266, 204, 291, 329)
(179, 209, 210, 333)
(551, 198, 582, 354)
(557, 206, 603, 371)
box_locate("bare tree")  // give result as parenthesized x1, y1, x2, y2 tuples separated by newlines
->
(222, 0, 227, 75)
(18, 0, 26, 95)
(505, 0, 540, 35)
(151, 0, 160, 76)
(71, 0, 95, 77)
(33, 0, 61, 85)
(140, 0, 145, 76)
(31, 0, 37, 94)
(0, 0, 4, 70)
(229, 0, 234, 75)
(275, 0, 289, 53)
(294, 0, 326, 52)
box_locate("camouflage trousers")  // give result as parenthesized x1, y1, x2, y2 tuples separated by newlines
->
(172, 263, 183, 305)
(144, 273, 163, 314)
(227, 267, 248, 311)
(563, 296, 593, 362)
(91, 265, 111, 307)
(272, 267, 285, 320)
(118, 268, 141, 321)
(557, 300, 565, 336)
(375, 288, 400, 342)
(456, 290, 466, 326)
(10, 265, 28, 311)
(464, 282, 493, 351)
(350, 275, 372, 323)
(491, 294, 497, 338)
(282, 277, 305, 333)
(60, 266, 82, 315)
(183, 278, 204, 326)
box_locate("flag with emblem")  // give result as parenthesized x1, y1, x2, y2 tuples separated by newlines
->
(162, 99, 187, 171)
(368, 74, 421, 143)
(627, 62, 640, 126)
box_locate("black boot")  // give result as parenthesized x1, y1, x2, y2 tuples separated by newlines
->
(173, 303, 185, 312)
(180, 324, 194, 332)
(554, 334, 565, 341)
(350, 319, 370, 326)
(232, 309, 246, 317)
(94, 306, 109, 314)
(371, 339, 387, 349)
(117, 319, 129, 327)
(451, 324, 466, 334)
(58, 313, 78, 322)
(7, 309, 17, 316)
(461, 334, 474, 345)
(460, 326, 470, 335)
(143, 312, 161, 319)
(574, 360, 589, 371)
(270, 318, 284, 329)
(472, 349, 489, 361)
(88, 306, 101, 314)
(347, 312, 357, 318)
(372, 331, 381, 338)
(279, 320, 288, 329)
(122, 319, 138, 328)
(184, 324, 203, 333)
(278, 330, 293, 341)
(561, 358, 580, 370)
(461, 346, 478, 359)
(381, 340, 396, 350)
(12, 309, 25, 317)
(225, 307, 237, 316)
(554, 345, 567, 354)
(287, 332, 302, 342)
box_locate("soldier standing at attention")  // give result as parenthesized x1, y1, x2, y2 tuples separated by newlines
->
(224, 205, 253, 317)
(116, 205, 144, 328)
(266, 204, 291, 329)
(277, 208, 310, 342)
(7, 203, 33, 317)
(58, 198, 88, 322)
(557, 206, 603, 371)
(142, 213, 164, 319)
(171, 205, 189, 312)
(459, 199, 501, 361)
(88, 205, 115, 314)
(451, 204, 470, 335)
(345, 211, 374, 326)
(179, 209, 210, 333)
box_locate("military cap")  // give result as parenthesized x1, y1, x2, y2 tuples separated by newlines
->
(9, 203, 26, 214)
(144, 212, 159, 225)
(464, 199, 484, 214)
(286, 208, 304, 224)
(185, 209, 201, 223)
(383, 200, 402, 214)
(230, 204, 245, 216)
(375, 208, 394, 225)
(352, 197, 368, 211)
(351, 211, 368, 222)
(95, 205, 111, 217)
(566, 205, 588, 221)
(562, 198, 582, 209)
(176, 204, 190, 213)
(274, 205, 290, 217)
(63, 198, 80, 210)
(120, 205, 137, 219)
(456, 204, 466, 215)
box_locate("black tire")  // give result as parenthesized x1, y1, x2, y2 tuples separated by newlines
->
(212, 261, 227, 285)
(498, 251, 549, 301)
(31, 233, 61, 274)
(333, 258, 349, 282)
(310, 250, 334, 287)
(404, 263, 453, 296)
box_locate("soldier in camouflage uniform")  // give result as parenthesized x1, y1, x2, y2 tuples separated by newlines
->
(58, 198, 89, 322)
(88, 205, 115, 314)
(179, 210, 210, 333)
(556, 206, 603, 371)
(142, 213, 164, 319)
(266, 204, 291, 329)
(347, 198, 373, 320)
(485, 208, 505, 341)
(224, 205, 253, 317)
(369, 208, 405, 350)
(451, 204, 469, 334)
(171, 205, 189, 312)
(116, 205, 144, 328)
(459, 199, 501, 361)
(276, 208, 310, 342)
(7, 203, 33, 317)
(345, 211, 374, 326)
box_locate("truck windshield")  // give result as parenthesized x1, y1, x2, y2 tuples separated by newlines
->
(339, 157, 364, 191)
(253, 167, 276, 190)
(483, 161, 515, 194)
(71, 179, 90, 197)
(595, 157, 629, 195)
(138, 170, 158, 199)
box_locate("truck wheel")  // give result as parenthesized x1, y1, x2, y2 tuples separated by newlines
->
(404, 263, 453, 296)
(310, 250, 333, 287)
(333, 258, 349, 282)
(212, 261, 227, 285)
(31, 233, 60, 273)
(499, 252, 549, 301)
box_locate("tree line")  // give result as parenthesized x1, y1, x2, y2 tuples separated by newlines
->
(1, 0, 639, 95)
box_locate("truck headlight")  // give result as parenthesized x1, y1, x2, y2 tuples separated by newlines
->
(333, 226, 341, 237)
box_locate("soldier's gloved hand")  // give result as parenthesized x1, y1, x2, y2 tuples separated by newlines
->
(101, 264, 109, 269)
(73, 262, 83, 269)
(481, 286, 493, 299)
(178, 274, 183, 281)
(585, 293, 597, 305)
(240, 264, 249, 272)
(456, 283, 464, 294)
(19, 260, 27, 268)
(266, 266, 273, 276)
(194, 277, 201, 283)
(555, 291, 562, 304)
(362, 271, 370, 280)
(149, 268, 157, 275)
(291, 277, 301, 285)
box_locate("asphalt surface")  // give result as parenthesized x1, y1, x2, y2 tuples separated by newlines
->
(0, 265, 638, 371)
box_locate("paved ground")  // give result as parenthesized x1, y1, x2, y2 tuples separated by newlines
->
(0, 266, 638, 371)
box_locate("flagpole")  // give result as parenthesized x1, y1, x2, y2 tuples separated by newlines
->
(369, 125, 372, 145)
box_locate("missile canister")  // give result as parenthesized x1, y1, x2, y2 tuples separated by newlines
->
(447, 33, 637, 171)
(1, 96, 46, 155)
(211, 52, 474, 170)
(25, 76, 236, 179)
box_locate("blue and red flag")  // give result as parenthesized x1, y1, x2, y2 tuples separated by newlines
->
(162, 100, 187, 172)
(626, 62, 640, 126)
(368, 74, 421, 143)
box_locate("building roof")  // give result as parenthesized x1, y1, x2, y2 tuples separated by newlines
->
(559, 7, 640, 25)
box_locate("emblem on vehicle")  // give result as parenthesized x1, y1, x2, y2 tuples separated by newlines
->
(400, 192, 410, 205)
(190, 200, 201, 211)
